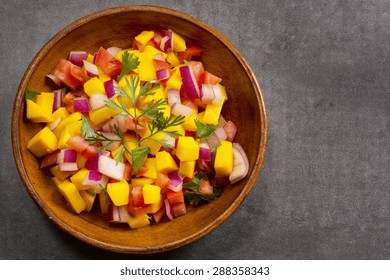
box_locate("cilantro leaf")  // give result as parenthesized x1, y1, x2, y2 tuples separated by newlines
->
(117, 51, 140, 82)
(130, 146, 150, 175)
(194, 119, 220, 142)
(25, 89, 40, 101)
(81, 115, 96, 139)
(183, 172, 207, 191)
(184, 188, 224, 206)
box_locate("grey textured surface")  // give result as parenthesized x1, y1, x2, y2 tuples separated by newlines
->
(1, 0, 389, 259)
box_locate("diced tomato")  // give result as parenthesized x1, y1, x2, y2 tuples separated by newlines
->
(135, 165, 148, 177)
(223, 120, 238, 142)
(198, 178, 214, 194)
(40, 149, 60, 169)
(166, 190, 185, 204)
(199, 71, 222, 85)
(50, 59, 84, 90)
(152, 204, 166, 224)
(95, 47, 122, 78)
(123, 162, 132, 181)
(67, 135, 89, 153)
(63, 92, 75, 105)
(155, 173, 171, 188)
(153, 31, 164, 46)
(172, 202, 187, 217)
(127, 198, 151, 217)
(152, 58, 172, 71)
(131, 186, 145, 207)
(178, 45, 203, 63)
(81, 145, 98, 161)
(188, 61, 204, 83)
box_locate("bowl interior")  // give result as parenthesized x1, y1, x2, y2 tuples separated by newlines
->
(12, 5, 267, 253)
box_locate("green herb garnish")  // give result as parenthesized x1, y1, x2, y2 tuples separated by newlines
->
(183, 173, 224, 205)
(194, 119, 220, 142)
(25, 89, 41, 101)
(116, 51, 140, 83)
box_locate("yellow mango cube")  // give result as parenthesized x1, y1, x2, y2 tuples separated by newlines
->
(76, 153, 88, 169)
(172, 31, 187, 52)
(165, 121, 185, 137)
(156, 151, 178, 174)
(86, 53, 94, 63)
(35, 92, 54, 117)
(138, 46, 167, 81)
(27, 126, 58, 157)
(53, 112, 82, 138)
(124, 135, 139, 163)
(148, 195, 163, 213)
(179, 160, 196, 178)
(131, 177, 155, 188)
(70, 168, 89, 190)
(176, 136, 199, 161)
(50, 107, 70, 124)
(214, 140, 233, 176)
(142, 184, 161, 204)
(57, 120, 82, 149)
(166, 51, 180, 67)
(49, 165, 75, 181)
(165, 67, 182, 90)
(26, 99, 53, 123)
(79, 190, 96, 212)
(115, 49, 139, 63)
(140, 131, 165, 155)
(89, 106, 118, 125)
(57, 180, 86, 214)
(107, 179, 129, 206)
(142, 158, 158, 179)
(182, 112, 198, 132)
(202, 102, 224, 125)
(128, 214, 150, 229)
(135, 30, 154, 45)
(83, 77, 105, 96)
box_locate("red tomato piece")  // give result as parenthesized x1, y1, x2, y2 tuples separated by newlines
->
(152, 59, 172, 71)
(199, 71, 222, 85)
(198, 178, 214, 194)
(167, 190, 185, 204)
(155, 173, 171, 188)
(123, 162, 132, 181)
(81, 145, 98, 161)
(152, 204, 166, 224)
(127, 198, 151, 217)
(178, 45, 203, 63)
(67, 135, 89, 153)
(40, 149, 60, 169)
(153, 31, 164, 47)
(172, 202, 187, 217)
(131, 186, 145, 207)
(50, 59, 84, 90)
(188, 61, 204, 83)
(95, 47, 122, 78)
(223, 120, 238, 142)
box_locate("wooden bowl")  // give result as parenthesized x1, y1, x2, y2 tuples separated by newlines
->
(12, 5, 268, 254)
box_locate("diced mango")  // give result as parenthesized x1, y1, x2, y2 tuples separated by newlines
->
(172, 31, 187, 52)
(26, 99, 53, 123)
(83, 77, 105, 96)
(70, 168, 89, 190)
(76, 153, 88, 169)
(140, 131, 165, 155)
(202, 102, 223, 125)
(49, 165, 75, 181)
(138, 46, 167, 81)
(86, 53, 94, 63)
(79, 190, 96, 212)
(216, 84, 227, 101)
(135, 30, 154, 45)
(27, 127, 58, 157)
(131, 177, 155, 188)
(51, 107, 70, 123)
(124, 134, 139, 163)
(148, 195, 163, 213)
(142, 158, 158, 179)
(156, 151, 178, 174)
(140, 84, 166, 106)
(165, 67, 182, 90)
(53, 112, 82, 139)
(98, 68, 111, 82)
(57, 180, 86, 214)
(115, 49, 140, 63)
(214, 140, 233, 176)
(128, 214, 150, 229)
(182, 112, 198, 132)
(142, 184, 161, 204)
(107, 179, 129, 206)
(89, 106, 118, 125)
(176, 136, 199, 161)
(166, 51, 180, 67)
(179, 160, 196, 178)
(165, 120, 185, 137)
(57, 120, 82, 149)
(35, 92, 54, 117)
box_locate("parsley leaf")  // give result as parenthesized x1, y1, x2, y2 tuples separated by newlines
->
(184, 188, 224, 206)
(116, 51, 140, 82)
(194, 119, 220, 142)
(25, 89, 41, 101)
(81, 115, 96, 139)
(130, 146, 150, 175)
(183, 173, 207, 191)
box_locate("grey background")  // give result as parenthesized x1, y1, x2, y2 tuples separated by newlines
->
(1, 0, 389, 259)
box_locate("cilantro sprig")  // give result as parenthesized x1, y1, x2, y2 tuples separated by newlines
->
(194, 119, 220, 142)
(183, 173, 224, 205)
(116, 51, 140, 83)
(25, 89, 41, 101)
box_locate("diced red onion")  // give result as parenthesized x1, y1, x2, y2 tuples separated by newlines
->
(104, 79, 118, 99)
(73, 97, 90, 112)
(53, 88, 66, 111)
(156, 68, 170, 81)
(164, 134, 176, 148)
(98, 155, 125, 180)
(107, 46, 122, 57)
(89, 93, 108, 110)
(93, 52, 97, 64)
(164, 199, 174, 221)
(85, 151, 110, 171)
(200, 84, 215, 104)
(69, 51, 87, 67)
(214, 126, 228, 142)
(205, 131, 221, 150)
(101, 116, 127, 133)
(162, 30, 173, 50)
(107, 204, 120, 223)
(180, 65, 200, 99)
(167, 89, 181, 107)
(83, 60, 99, 78)
(159, 36, 171, 52)
(82, 170, 108, 189)
(167, 171, 183, 192)
(57, 149, 77, 163)
(46, 74, 61, 87)
(171, 102, 196, 117)
(198, 142, 211, 161)
(118, 205, 129, 223)
(212, 85, 224, 104)
(58, 162, 78, 172)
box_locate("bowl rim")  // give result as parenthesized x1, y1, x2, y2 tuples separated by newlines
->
(11, 4, 268, 254)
